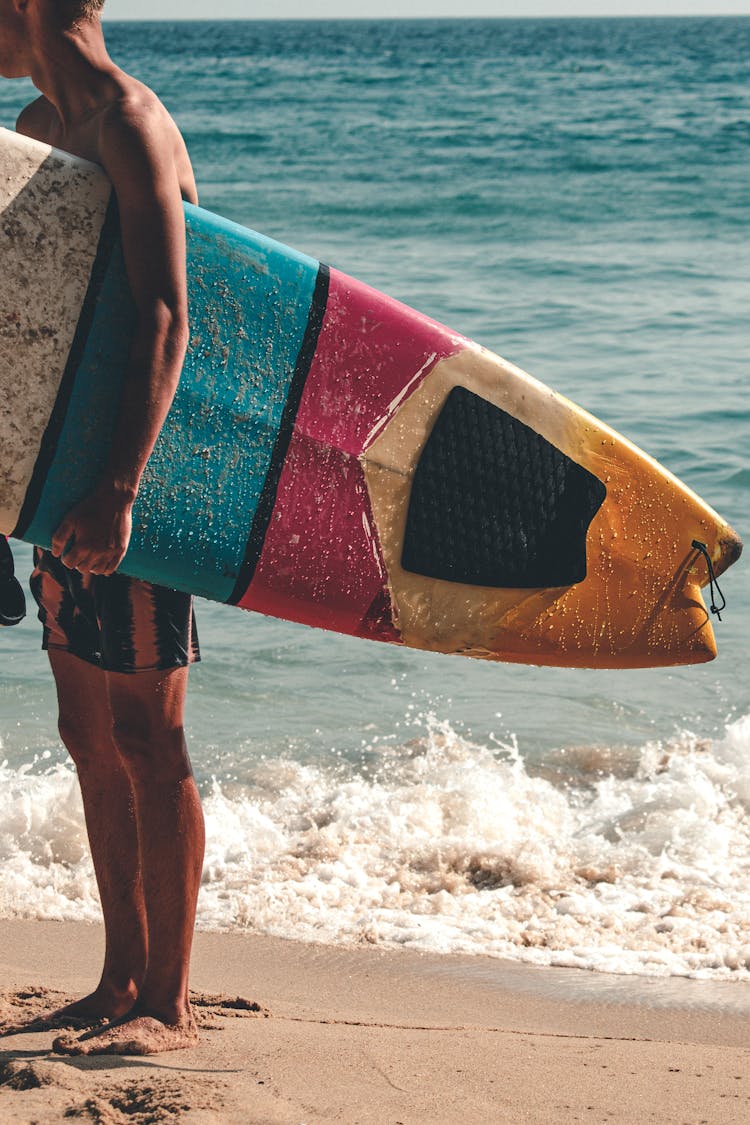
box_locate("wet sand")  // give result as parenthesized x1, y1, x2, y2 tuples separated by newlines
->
(1, 919, 749, 1123)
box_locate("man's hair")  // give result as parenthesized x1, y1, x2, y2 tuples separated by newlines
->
(60, 0, 106, 25)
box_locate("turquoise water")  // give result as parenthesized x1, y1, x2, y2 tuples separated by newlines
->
(1, 19, 748, 976)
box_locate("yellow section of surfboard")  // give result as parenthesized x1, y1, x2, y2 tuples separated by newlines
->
(362, 344, 742, 669)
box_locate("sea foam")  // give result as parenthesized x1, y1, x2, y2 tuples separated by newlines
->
(2, 712, 749, 980)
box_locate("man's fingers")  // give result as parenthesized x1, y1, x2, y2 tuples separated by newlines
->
(73, 547, 125, 576)
(91, 554, 121, 577)
(57, 538, 98, 573)
(60, 546, 87, 571)
(50, 522, 74, 558)
(50, 502, 130, 573)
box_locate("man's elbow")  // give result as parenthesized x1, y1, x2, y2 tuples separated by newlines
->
(138, 300, 190, 365)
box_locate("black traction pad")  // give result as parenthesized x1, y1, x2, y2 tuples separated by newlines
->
(401, 387, 607, 589)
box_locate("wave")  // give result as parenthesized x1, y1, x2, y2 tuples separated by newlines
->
(2, 713, 750, 981)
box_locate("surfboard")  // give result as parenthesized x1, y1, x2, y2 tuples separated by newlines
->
(0, 128, 742, 668)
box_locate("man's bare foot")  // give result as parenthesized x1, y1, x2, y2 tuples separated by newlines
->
(52, 1009, 199, 1056)
(0, 988, 134, 1037)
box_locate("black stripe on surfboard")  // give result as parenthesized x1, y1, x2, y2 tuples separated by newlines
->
(12, 194, 120, 540)
(227, 262, 330, 606)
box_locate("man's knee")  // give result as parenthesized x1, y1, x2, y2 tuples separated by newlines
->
(58, 711, 116, 768)
(112, 712, 189, 783)
(108, 665, 191, 783)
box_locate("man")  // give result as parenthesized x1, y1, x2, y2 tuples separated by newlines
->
(1, 0, 204, 1055)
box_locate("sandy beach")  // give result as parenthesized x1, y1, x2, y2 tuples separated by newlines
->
(0, 920, 748, 1123)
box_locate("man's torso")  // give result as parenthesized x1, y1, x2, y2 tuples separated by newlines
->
(18, 77, 198, 205)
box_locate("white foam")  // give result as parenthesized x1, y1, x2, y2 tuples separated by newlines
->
(2, 714, 750, 979)
(0, 757, 99, 921)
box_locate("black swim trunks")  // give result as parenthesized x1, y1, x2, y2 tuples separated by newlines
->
(30, 547, 200, 674)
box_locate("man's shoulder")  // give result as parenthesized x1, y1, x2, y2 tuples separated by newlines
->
(97, 85, 179, 169)
(97, 84, 196, 203)
(16, 97, 57, 145)
(101, 81, 170, 142)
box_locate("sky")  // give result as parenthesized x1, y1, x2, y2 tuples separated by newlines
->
(103, 1, 750, 20)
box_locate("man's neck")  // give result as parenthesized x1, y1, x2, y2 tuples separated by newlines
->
(30, 23, 120, 132)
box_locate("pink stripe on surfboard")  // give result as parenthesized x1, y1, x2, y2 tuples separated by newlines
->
(239, 267, 462, 638)
(239, 433, 395, 637)
(293, 266, 464, 456)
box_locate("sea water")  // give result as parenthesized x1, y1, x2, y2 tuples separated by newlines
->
(0, 17, 748, 980)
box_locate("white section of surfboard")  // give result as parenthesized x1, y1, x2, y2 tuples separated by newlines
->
(0, 128, 110, 531)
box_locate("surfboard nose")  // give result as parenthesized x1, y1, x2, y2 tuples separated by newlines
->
(718, 530, 744, 573)
(361, 342, 743, 669)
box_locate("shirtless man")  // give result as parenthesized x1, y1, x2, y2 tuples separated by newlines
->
(0, 0, 204, 1055)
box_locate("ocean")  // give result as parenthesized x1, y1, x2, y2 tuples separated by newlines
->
(0, 17, 748, 981)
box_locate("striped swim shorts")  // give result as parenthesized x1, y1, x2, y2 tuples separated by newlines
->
(30, 548, 200, 674)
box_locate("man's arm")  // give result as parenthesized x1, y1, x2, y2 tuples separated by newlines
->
(50, 104, 189, 576)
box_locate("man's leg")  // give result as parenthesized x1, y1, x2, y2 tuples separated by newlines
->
(55, 663, 205, 1055)
(44, 650, 147, 1026)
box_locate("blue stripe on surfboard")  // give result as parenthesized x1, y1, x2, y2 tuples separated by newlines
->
(23, 202, 321, 602)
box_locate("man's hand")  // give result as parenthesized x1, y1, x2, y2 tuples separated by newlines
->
(51, 485, 134, 576)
